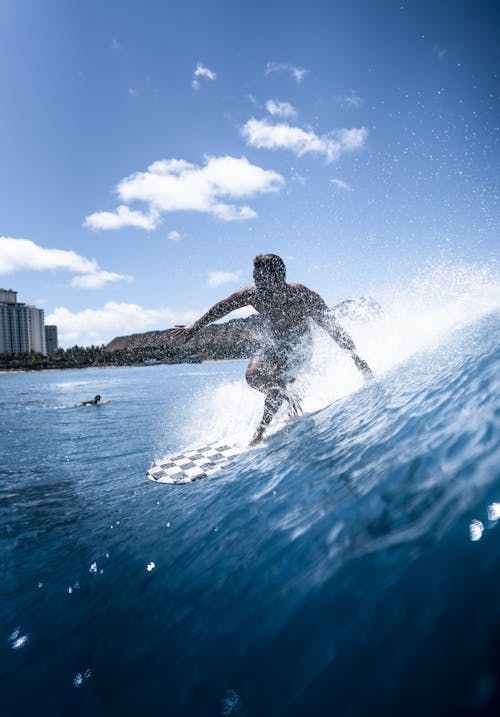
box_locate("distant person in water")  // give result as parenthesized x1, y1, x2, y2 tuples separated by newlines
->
(80, 394, 101, 406)
(174, 254, 373, 445)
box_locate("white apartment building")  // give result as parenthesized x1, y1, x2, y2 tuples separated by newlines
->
(0, 289, 47, 356)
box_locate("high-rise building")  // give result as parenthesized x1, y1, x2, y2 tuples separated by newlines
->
(45, 325, 59, 356)
(0, 289, 48, 356)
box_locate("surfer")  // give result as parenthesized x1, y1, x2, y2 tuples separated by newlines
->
(80, 394, 101, 406)
(174, 254, 373, 445)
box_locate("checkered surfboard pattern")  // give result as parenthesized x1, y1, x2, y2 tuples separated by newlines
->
(147, 442, 243, 484)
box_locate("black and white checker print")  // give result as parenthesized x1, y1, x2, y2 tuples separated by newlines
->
(147, 442, 243, 484)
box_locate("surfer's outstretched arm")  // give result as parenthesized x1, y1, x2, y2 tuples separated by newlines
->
(312, 303, 374, 380)
(325, 315, 373, 378)
(173, 288, 254, 340)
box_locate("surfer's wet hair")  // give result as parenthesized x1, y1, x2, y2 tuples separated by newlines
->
(253, 254, 286, 282)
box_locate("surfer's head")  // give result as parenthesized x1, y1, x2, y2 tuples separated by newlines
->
(94, 395, 101, 402)
(253, 254, 286, 292)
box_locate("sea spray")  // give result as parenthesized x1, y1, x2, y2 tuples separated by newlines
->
(182, 262, 500, 445)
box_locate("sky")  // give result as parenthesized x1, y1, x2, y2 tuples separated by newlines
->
(0, 0, 498, 347)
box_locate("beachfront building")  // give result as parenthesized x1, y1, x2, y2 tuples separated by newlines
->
(45, 325, 59, 356)
(0, 289, 48, 356)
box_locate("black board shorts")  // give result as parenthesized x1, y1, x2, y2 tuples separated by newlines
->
(257, 341, 312, 384)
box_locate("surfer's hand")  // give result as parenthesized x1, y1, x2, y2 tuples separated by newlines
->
(173, 325, 196, 341)
(353, 355, 374, 381)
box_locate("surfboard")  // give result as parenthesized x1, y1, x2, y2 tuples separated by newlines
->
(147, 441, 245, 484)
(79, 399, 111, 407)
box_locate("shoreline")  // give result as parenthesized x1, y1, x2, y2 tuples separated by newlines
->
(0, 357, 248, 373)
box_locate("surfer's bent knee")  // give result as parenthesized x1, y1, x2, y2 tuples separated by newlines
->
(246, 356, 272, 392)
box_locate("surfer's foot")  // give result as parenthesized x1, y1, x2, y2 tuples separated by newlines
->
(286, 393, 303, 417)
(249, 427, 265, 447)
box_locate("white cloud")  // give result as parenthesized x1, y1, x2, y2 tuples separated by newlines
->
(207, 270, 240, 288)
(84, 205, 160, 231)
(331, 178, 352, 191)
(266, 99, 297, 118)
(192, 62, 217, 89)
(210, 204, 256, 221)
(85, 155, 284, 230)
(71, 270, 134, 289)
(194, 63, 217, 80)
(241, 118, 368, 162)
(335, 90, 364, 108)
(46, 302, 200, 347)
(0, 236, 132, 289)
(265, 62, 309, 83)
(168, 231, 182, 241)
(0, 236, 96, 274)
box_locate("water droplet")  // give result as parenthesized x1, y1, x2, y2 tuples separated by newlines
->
(469, 519, 484, 542)
(147, 562, 155, 571)
(89, 562, 97, 574)
(487, 503, 500, 522)
(9, 629, 28, 650)
(220, 688, 242, 716)
(73, 668, 91, 688)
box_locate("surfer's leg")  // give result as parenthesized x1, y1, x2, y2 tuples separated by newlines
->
(247, 351, 302, 445)
(249, 385, 287, 446)
(246, 355, 276, 393)
(246, 355, 287, 445)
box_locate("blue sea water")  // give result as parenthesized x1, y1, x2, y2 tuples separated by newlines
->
(1, 274, 500, 716)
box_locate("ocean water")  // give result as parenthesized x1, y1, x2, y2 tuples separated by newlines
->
(1, 265, 500, 717)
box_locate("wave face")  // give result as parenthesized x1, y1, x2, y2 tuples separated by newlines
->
(1, 265, 500, 716)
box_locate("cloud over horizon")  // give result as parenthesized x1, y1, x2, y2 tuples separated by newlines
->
(47, 301, 200, 347)
(241, 119, 368, 162)
(0, 236, 132, 289)
(84, 155, 285, 230)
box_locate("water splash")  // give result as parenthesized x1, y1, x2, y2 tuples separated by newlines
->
(182, 262, 500, 445)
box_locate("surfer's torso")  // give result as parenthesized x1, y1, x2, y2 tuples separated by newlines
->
(191, 281, 331, 358)
(246, 282, 327, 349)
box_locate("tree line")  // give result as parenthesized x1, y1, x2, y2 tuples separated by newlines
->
(0, 344, 203, 370)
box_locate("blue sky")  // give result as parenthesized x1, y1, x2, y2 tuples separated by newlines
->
(0, 0, 498, 346)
